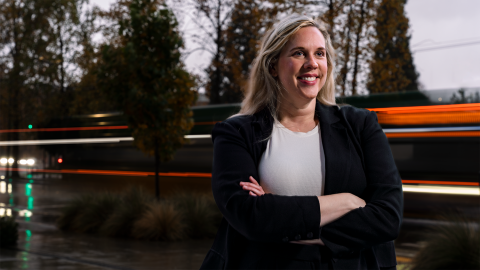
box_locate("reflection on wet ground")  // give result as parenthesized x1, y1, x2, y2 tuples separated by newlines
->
(0, 175, 214, 269)
(1, 229, 212, 269)
(1, 174, 476, 269)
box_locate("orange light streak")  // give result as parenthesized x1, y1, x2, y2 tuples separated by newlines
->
(0, 121, 219, 133)
(0, 167, 212, 178)
(0, 126, 129, 133)
(386, 131, 480, 138)
(0, 167, 478, 186)
(402, 180, 479, 186)
(367, 103, 480, 125)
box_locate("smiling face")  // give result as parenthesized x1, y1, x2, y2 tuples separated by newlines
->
(271, 26, 328, 108)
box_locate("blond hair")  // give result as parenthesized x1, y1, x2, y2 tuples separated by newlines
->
(239, 14, 337, 116)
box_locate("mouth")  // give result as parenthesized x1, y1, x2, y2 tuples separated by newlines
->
(297, 76, 318, 81)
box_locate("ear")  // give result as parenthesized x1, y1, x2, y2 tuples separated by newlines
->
(270, 64, 278, 78)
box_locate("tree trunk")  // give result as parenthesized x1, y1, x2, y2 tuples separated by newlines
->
(154, 141, 160, 200)
(351, 0, 367, 96)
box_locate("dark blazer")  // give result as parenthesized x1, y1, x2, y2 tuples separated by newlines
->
(201, 101, 403, 270)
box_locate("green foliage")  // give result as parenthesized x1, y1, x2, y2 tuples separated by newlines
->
(367, 0, 419, 93)
(97, 0, 196, 161)
(0, 216, 19, 247)
(411, 214, 480, 270)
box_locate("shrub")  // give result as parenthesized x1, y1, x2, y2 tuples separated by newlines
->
(133, 201, 185, 241)
(171, 192, 222, 239)
(57, 194, 94, 231)
(411, 214, 480, 270)
(99, 187, 152, 237)
(0, 216, 18, 247)
(71, 193, 120, 233)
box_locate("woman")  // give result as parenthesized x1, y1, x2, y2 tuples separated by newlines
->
(200, 14, 403, 270)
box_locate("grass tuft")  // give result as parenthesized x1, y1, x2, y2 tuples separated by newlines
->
(133, 201, 185, 241)
(57, 194, 94, 231)
(171, 192, 222, 239)
(99, 186, 152, 237)
(56, 187, 222, 241)
(0, 216, 18, 247)
(71, 193, 120, 233)
(411, 213, 480, 270)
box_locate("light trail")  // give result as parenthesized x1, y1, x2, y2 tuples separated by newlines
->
(0, 126, 129, 133)
(0, 168, 212, 178)
(383, 126, 480, 133)
(402, 185, 479, 196)
(0, 135, 212, 146)
(0, 137, 134, 146)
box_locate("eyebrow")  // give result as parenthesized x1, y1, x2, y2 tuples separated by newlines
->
(289, 46, 326, 52)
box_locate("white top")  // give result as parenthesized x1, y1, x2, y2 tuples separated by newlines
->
(258, 120, 325, 245)
(259, 120, 325, 197)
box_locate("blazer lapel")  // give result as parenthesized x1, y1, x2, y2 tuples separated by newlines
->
(316, 102, 352, 195)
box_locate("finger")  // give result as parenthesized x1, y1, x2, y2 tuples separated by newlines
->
(245, 185, 265, 195)
(243, 185, 264, 196)
(242, 183, 263, 192)
(249, 191, 257, 197)
(249, 176, 259, 185)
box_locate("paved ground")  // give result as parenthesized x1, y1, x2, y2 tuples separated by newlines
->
(0, 175, 425, 269)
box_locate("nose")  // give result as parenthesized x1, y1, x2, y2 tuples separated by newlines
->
(304, 54, 318, 69)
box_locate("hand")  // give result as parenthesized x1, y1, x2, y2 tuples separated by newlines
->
(240, 176, 265, 196)
(346, 193, 366, 210)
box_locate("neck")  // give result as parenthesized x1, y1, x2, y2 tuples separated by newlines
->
(277, 98, 317, 132)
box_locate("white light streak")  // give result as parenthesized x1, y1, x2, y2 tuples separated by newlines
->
(0, 137, 134, 146)
(0, 181, 5, 193)
(184, 134, 212, 139)
(7, 183, 12, 193)
(27, 159, 35, 166)
(0, 135, 212, 146)
(19, 159, 27, 165)
(0, 158, 6, 164)
(403, 184, 480, 196)
(0, 208, 4, 216)
(6, 209, 11, 216)
(8, 158, 14, 164)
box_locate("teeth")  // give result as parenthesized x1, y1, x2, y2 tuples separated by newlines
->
(299, 77, 316, 81)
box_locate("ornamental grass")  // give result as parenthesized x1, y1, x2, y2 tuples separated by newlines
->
(57, 187, 222, 241)
(410, 213, 480, 270)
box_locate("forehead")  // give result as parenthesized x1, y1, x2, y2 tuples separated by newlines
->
(283, 26, 326, 50)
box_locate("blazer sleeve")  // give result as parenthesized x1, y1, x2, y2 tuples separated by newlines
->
(211, 120, 321, 243)
(319, 111, 403, 258)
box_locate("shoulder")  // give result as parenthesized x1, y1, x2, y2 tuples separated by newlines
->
(338, 105, 381, 134)
(337, 105, 378, 130)
(212, 114, 256, 142)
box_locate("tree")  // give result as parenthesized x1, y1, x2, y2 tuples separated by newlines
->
(97, 0, 197, 199)
(209, 0, 285, 103)
(367, 0, 419, 93)
(0, 0, 85, 177)
(319, 0, 376, 96)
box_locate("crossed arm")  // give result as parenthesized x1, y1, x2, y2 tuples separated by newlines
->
(240, 176, 366, 228)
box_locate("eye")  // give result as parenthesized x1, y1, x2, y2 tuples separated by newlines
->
(293, 51, 305, 57)
(316, 51, 326, 57)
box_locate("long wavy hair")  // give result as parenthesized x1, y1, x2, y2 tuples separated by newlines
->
(238, 14, 337, 117)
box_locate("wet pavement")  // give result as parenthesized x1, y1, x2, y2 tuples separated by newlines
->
(0, 174, 456, 269)
(0, 175, 214, 270)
